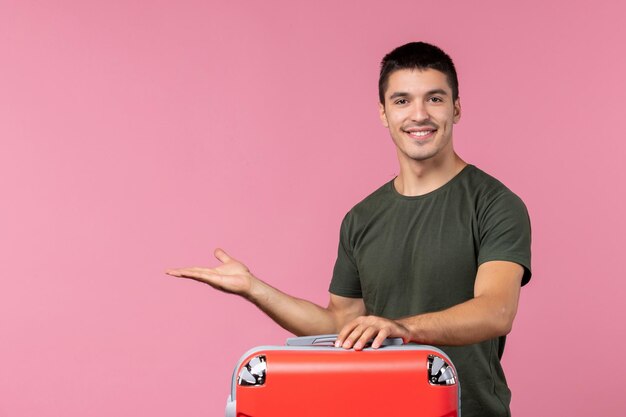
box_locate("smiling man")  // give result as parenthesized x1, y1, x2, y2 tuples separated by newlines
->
(167, 42, 531, 417)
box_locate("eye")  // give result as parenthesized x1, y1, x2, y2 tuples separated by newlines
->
(428, 96, 444, 103)
(394, 98, 408, 105)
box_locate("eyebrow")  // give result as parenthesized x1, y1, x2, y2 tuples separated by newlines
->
(388, 89, 449, 100)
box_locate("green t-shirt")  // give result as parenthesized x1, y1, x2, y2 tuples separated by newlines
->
(329, 164, 532, 417)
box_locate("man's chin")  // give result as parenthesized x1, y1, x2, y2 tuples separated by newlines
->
(399, 152, 439, 163)
(405, 147, 439, 162)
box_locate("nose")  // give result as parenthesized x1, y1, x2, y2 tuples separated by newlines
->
(410, 102, 430, 123)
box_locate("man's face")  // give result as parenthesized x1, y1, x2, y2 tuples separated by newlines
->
(379, 68, 461, 165)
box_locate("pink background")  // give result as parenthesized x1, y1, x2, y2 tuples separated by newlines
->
(1, 0, 624, 415)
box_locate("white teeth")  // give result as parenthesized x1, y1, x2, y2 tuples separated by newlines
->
(408, 130, 433, 137)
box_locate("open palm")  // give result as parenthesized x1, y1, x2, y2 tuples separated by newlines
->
(166, 248, 253, 295)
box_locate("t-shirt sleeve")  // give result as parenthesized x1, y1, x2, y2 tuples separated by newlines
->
(477, 190, 532, 286)
(328, 213, 363, 298)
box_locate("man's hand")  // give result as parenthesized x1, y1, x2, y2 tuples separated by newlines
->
(335, 315, 412, 351)
(166, 248, 253, 296)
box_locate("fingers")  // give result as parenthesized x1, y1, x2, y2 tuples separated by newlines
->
(335, 316, 408, 350)
(165, 265, 251, 295)
(336, 317, 374, 350)
(214, 248, 233, 264)
(165, 248, 234, 276)
(353, 327, 379, 351)
(165, 267, 221, 284)
(371, 328, 392, 349)
(336, 320, 358, 348)
(166, 267, 222, 288)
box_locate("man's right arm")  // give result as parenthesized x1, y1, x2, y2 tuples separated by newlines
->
(166, 248, 366, 336)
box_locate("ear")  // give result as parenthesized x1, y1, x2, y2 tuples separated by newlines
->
(453, 98, 462, 124)
(378, 102, 389, 128)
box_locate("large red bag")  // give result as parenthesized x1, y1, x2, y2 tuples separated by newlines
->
(225, 335, 459, 417)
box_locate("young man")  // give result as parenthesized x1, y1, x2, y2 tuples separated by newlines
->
(167, 42, 532, 417)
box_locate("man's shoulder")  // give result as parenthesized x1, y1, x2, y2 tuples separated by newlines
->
(462, 164, 506, 190)
(460, 165, 523, 202)
(462, 165, 530, 231)
(345, 179, 395, 218)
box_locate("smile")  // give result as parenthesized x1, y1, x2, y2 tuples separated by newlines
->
(404, 129, 436, 140)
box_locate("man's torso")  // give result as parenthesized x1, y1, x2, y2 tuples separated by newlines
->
(329, 164, 532, 417)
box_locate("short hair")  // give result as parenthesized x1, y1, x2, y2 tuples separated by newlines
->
(378, 42, 459, 104)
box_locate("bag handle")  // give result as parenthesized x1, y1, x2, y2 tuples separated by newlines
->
(285, 334, 404, 347)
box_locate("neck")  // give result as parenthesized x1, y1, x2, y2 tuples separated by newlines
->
(394, 153, 467, 196)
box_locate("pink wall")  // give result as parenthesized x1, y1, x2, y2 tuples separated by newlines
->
(1, 0, 624, 415)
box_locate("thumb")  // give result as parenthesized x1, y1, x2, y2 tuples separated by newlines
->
(214, 247, 233, 264)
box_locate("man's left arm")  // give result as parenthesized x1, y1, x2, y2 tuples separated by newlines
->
(335, 260, 524, 350)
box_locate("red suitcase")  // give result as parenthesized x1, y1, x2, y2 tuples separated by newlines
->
(225, 335, 459, 417)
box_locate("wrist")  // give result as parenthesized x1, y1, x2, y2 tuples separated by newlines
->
(245, 274, 267, 303)
(398, 317, 421, 343)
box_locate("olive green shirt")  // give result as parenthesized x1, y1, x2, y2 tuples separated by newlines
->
(329, 165, 532, 417)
